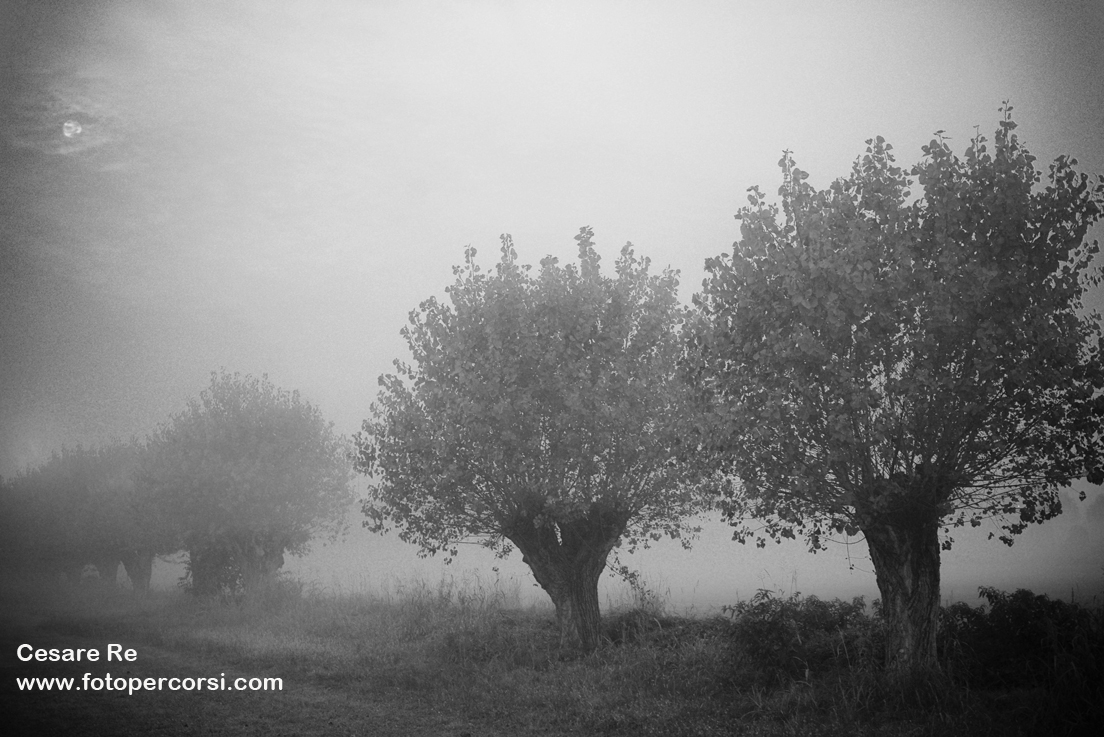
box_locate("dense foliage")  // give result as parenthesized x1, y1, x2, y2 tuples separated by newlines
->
(0, 442, 170, 588)
(359, 230, 709, 649)
(143, 371, 354, 594)
(723, 589, 879, 684)
(1, 373, 351, 595)
(693, 107, 1104, 667)
(942, 587, 1104, 692)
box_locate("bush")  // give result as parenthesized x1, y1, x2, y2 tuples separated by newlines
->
(723, 590, 881, 684)
(940, 587, 1104, 690)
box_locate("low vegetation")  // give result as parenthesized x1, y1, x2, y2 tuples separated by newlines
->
(7, 573, 1102, 736)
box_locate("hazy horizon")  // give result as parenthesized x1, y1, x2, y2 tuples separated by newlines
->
(3, 0, 1103, 609)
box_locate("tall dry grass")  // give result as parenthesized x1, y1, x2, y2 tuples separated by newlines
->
(7, 570, 1102, 737)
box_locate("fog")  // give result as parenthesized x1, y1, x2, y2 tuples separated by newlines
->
(3, 0, 1103, 610)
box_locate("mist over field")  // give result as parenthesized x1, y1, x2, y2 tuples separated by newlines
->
(3, 0, 1104, 611)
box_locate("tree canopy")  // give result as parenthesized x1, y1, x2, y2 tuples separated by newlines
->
(692, 106, 1104, 667)
(0, 441, 171, 589)
(145, 371, 353, 594)
(0, 445, 102, 579)
(358, 230, 708, 649)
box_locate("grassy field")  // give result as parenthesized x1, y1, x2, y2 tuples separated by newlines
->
(3, 573, 1102, 736)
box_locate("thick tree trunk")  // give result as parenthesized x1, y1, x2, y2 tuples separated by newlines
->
(186, 544, 225, 595)
(507, 507, 626, 652)
(861, 514, 941, 670)
(530, 553, 606, 651)
(92, 554, 120, 586)
(237, 532, 287, 590)
(186, 531, 286, 595)
(119, 549, 154, 592)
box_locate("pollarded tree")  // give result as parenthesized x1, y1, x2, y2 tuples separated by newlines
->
(358, 229, 708, 651)
(0, 441, 173, 589)
(145, 371, 354, 594)
(692, 107, 1104, 669)
(81, 440, 177, 591)
(0, 446, 99, 582)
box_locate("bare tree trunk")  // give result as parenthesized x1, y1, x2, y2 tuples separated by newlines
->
(237, 532, 286, 590)
(92, 554, 120, 586)
(862, 515, 941, 670)
(508, 509, 625, 652)
(186, 544, 224, 595)
(529, 554, 606, 651)
(119, 549, 154, 592)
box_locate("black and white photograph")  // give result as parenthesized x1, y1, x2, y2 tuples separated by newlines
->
(2, 1, 1103, 734)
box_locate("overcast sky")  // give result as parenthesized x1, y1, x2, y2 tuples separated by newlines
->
(2, 0, 1103, 608)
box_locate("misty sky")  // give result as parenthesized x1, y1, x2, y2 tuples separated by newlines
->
(2, 0, 1103, 608)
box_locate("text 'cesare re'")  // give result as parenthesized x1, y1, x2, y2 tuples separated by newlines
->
(17, 644, 137, 662)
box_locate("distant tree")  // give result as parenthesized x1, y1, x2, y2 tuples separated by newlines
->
(358, 230, 708, 651)
(0, 442, 172, 589)
(692, 107, 1104, 669)
(145, 371, 353, 595)
(0, 447, 92, 582)
(84, 441, 176, 590)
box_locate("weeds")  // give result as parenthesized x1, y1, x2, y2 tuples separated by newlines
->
(722, 589, 880, 684)
(7, 574, 1102, 737)
(939, 587, 1104, 735)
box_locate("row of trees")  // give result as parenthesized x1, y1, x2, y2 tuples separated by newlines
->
(0, 373, 353, 594)
(357, 109, 1104, 668)
(0, 442, 168, 589)
(2, 109, 1098, 672)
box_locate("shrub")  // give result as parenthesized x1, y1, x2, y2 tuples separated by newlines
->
(723, 590, 881, 684)
(940, 587, 1104, 691)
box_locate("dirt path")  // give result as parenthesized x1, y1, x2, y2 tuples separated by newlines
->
(2, 615, 527, 736)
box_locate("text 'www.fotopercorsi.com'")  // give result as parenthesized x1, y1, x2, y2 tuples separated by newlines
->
(14, 643, 283, 695)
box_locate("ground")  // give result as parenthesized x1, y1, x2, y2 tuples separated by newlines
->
(2, 613, 516, 736)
